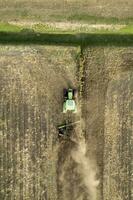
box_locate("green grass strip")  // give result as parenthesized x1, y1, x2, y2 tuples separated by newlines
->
(0, 32, 133, 47)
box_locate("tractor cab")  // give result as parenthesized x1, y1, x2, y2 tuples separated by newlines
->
(63, 88, 77, 113)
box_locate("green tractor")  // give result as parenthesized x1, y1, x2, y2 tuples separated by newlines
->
(63, 88, 77, 113)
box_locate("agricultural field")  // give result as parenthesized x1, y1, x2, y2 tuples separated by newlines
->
(0, 45, 78, 200)
(0, 44, 133, 200)
(83, 47, 133, 200)
(0, 1, 133, 199)
(0, 0, 133, 22)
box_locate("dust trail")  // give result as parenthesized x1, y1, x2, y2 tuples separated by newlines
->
(58, 116, 99, 199)
(71, 137, 99, 200)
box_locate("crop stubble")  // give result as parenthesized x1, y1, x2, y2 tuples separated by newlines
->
(0, 45, 133, 200)
(83, 47, 133, 200)
(0, 45, 78, 200)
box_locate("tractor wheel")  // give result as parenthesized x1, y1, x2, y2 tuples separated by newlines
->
(63, 88, 68, 99)
(73, 89, 78, 99)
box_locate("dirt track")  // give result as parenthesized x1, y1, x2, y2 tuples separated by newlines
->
(0, 45, 133, 200)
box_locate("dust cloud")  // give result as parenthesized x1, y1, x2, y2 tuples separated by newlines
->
(71, 137, 99, 200)
(58, 133, 99, 200)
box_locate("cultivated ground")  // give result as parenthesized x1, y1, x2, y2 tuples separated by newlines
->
(0, 45, 133, 200)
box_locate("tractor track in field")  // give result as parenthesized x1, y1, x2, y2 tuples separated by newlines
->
(56, 46, 84, 200)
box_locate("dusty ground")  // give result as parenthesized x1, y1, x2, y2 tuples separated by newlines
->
(0, 0, 133, 21)
(0, 45, 133, 200)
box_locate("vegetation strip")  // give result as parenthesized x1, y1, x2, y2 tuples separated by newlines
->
(0, 32, 133, 46)
(0, 22, 133, 33)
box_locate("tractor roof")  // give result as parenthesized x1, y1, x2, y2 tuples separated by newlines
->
(66, 99, 75, 110)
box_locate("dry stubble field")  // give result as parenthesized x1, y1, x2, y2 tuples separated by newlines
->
(0, 45, 133, 200)
(0, 0, 133, 21)
(0, 45, 78, 200)
(83, 47, 133, 200)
